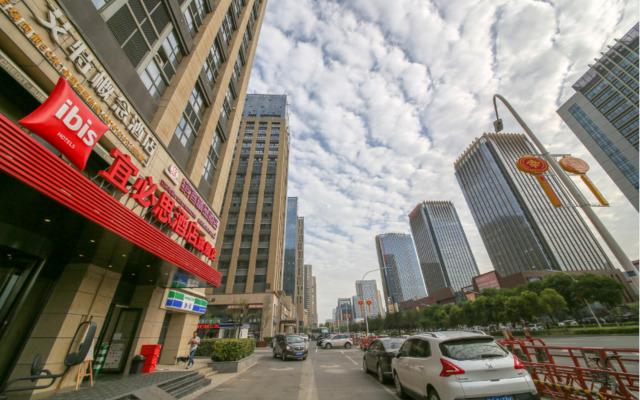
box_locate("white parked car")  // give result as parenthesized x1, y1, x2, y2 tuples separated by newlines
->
(322, 334, 353, 349)
(391, 331, 539, 400)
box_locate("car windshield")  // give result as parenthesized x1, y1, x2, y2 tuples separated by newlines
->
(440, 338, 508, 361)
(286, 336, 304, 344)
(382, 340, 405, 350)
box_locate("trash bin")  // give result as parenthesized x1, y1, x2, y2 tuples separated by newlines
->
(129, 355, 146, 374)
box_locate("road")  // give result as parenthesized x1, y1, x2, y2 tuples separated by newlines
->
(194, 335, 638, 400)
(194, 341, 396, 400)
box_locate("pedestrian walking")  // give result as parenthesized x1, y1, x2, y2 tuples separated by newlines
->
(187, 330, 200, 369)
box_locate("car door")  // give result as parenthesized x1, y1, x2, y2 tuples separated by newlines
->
(413, 338, 433, 398)
(394, 339, 416, 393)
(364, 340, 377, 370)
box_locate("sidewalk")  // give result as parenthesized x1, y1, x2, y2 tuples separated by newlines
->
(42, 348, 271, 400)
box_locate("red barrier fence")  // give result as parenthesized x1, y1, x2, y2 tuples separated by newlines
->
(498, 330, 638, 399)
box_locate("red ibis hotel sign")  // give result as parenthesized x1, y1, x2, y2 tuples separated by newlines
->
(19, 77, 108, 170)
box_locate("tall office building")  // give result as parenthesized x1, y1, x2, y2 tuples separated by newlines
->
(0, 0, 267, 391)
(283, 197, 298, 297)
(355, 280, 384, 318)
(208, 93, 290, 337)
(375, 233, 427, 311)
(352, 295, 362, 319)
(296, 217, 305, 305)
(557, 23, 639, 210)
(311, 276, 318, 327)
(408, 201, 480, 295)
(454, 133, 614, 276)
(337, 298, 354, 324)
(304, 264, 313, 322)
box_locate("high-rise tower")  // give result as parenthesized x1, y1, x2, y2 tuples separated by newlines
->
(283, 197, 298, 298)
(557, 23, 639, 210)
(355, 280, 384, 318)
(454, 133, 614, 276)
(208, 93, 290, 337)
(409, 201, 480, 294)
(375, 233, 427, 312)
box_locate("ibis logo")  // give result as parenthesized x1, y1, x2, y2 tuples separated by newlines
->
(19, 77, 109, 170)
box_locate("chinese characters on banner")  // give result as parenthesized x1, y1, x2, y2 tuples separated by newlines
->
(99, 148, 217, 263)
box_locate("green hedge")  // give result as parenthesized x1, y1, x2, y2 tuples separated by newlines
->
(573, 327, 639, 335)
(211, 339, 256, 361)
(195, 338, 217, 357)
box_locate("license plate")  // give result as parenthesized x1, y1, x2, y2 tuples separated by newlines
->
(296, 352, 302, 356)
(488, 396, 513, 400)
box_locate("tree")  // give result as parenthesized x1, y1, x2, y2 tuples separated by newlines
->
(574, 274, 625, 308)
(540, 288, 568, 324)
(228, 299, 249, 338)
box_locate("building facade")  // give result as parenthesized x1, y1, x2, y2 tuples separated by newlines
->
(557, 23, 639, 210)
(454, 133, 615, 277)
(355, 280, 385, 318)
(375, 233, 427, 312)
(204, 93, 292, 338)
(311, 275, 318, 327)
(0, 0, 267, 395)
(336, 298, 353, 325)
(408, 201, 480, 294)
(282, 197, 298, 298)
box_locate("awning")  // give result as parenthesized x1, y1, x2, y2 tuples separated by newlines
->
(0, 114, 221, 286)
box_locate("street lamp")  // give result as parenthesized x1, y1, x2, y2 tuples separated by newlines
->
(493, 94, 638, 294)
(544, 269, 602, 329)
(360, 267, 389, 337)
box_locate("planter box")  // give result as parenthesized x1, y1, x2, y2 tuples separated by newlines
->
(256, 341, 267, 347)
(209, 353, 260, 374)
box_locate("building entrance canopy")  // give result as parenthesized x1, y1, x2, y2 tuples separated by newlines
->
(0, 114, 221, 286)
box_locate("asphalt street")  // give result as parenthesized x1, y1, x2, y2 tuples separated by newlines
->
(194, 341, 397, 400)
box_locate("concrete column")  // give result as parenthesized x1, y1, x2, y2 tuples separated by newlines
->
(15, 263, 120, 395)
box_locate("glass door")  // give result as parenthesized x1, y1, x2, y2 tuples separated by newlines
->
(101, 308, 142, 373)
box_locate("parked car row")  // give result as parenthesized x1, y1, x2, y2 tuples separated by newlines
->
(363, 330, 540, 400)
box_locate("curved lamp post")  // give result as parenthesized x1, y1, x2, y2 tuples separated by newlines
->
(360, 267, 388, 337)
(493, 94, 638, 293)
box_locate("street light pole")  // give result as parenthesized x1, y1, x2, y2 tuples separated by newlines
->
(360, 267, 389, 338)
(493, 94, 638, 294)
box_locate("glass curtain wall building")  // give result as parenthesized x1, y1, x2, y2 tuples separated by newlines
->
(355, 280, 384, 318)
(454, 133, 615, 276)
(283, 197, 298, 298)
(557, 23, 639, 210)
(375, 233, 427, 311)
(408, 201, 480, 294)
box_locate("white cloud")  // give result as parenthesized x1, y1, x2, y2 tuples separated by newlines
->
(248, 0, 639, 323)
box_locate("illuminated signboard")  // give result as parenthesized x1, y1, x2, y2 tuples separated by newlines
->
(474, 271, 501, 291)
(165, 290, 207, 314)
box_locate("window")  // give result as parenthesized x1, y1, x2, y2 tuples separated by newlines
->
(106, 0, 171, 67)
(202, 129, 223, 184)
(439, 338, 507, 361)
(174, 86, 206, 151)
(184, 0, 207, 37)
(140, 59, 166, 101)
(140, 30, 183, 101)
(203, 43, 223, 88)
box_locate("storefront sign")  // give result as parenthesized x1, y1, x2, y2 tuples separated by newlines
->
(0, 0, 158, 165)
(99, 149, 217, 262)
(18, 77, 109, 170)
(103, 342, 125, 368)
(165, 290, 207, 314)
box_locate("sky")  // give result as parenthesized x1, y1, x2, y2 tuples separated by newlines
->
(246, 0, 639, 324)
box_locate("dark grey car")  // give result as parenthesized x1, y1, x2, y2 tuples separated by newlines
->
(272, 334, 308, 361)
(362, 338, 405, 383)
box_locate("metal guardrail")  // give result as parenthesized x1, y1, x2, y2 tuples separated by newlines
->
(498, 329, 639, 399)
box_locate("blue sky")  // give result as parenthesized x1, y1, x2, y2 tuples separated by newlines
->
(247, 0, 639, 323)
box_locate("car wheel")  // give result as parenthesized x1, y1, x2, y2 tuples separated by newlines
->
(303, 356, 307, 360)
(362, 358, 368, 373)
(345, 342, 352, 349)
(394, 372, 407, 399)
(377, 364, 386, 383)
(326, 343, 332, 349)
(281, 351, 286, 361)
(428, 389, 441, 400)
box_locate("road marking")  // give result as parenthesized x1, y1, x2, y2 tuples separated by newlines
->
(297, 352, 317, 400)
(342, 351, 359, 366)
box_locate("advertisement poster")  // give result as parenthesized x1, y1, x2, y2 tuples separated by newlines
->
(103, 342, 125, 368)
